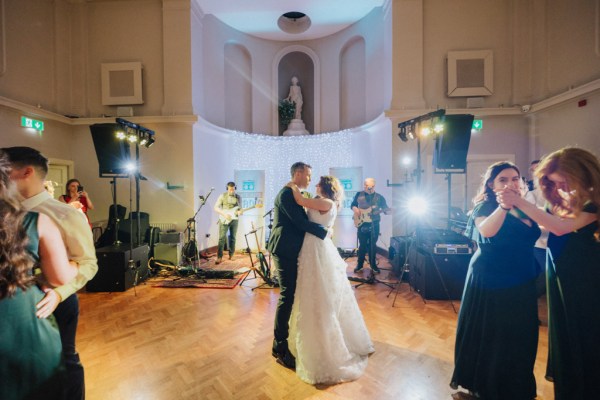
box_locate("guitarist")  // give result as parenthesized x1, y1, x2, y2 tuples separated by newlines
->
(351, 177, 390, 274)
(213, 182, 242, 264)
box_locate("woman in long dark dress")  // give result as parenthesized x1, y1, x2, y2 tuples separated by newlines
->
(451, 161, 540, 399)
(0, 153, 78, 400)
(498, 147, 600, 400)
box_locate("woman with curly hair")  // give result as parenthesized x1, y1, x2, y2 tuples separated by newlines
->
(0, 152, 78, 400)
(285, 175, 374, 385)
(498, 147, 600, 400)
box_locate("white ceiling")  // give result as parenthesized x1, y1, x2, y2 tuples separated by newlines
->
(194, 0, 386, 41)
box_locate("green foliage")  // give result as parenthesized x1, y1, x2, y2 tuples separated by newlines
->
(278, 99, 296, 128)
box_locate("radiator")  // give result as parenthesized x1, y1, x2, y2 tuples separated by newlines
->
(151, 222, 177, 232)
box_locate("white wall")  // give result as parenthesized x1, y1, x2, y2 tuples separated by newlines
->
(199, 6, 388, 134)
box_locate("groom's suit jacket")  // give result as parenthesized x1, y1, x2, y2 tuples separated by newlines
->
(267, 187, 327, 259)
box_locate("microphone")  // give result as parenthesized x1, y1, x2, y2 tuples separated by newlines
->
(199, 195, 205, 201)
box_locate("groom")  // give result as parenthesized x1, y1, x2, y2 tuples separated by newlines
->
(268, 162, 328, 369)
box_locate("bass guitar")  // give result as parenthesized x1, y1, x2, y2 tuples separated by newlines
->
(218, 203, 263, 225)
(353, 206, 392, 227)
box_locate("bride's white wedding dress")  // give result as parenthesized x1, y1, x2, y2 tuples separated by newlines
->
(288, 200, 375, 385)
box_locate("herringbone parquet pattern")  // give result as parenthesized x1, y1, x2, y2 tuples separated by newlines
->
(78, 256, 553, 400)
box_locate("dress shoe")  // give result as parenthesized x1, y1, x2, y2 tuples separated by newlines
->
(228, 254, 233, 260)
(273, 349, 296, 370)
(215, 257, 222, 265)
(372, 266, 381, 274)
(354, 265, 363, 273)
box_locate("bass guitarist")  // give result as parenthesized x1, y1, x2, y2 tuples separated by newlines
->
(214, 181, 243, 264)
(351, 177, 391, 273)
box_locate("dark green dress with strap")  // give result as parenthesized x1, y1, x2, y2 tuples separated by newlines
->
(0, 212, 65, 400)
(545, 202, 600, 400)
(451, 201, 540, 400)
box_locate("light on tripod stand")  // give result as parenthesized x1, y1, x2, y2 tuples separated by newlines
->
(407, 195, 428, 215)
(125, 162, 137, 173)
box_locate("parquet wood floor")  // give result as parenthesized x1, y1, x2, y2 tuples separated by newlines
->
(78, 256, 553, 399)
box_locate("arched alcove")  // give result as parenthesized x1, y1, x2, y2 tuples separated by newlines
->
(340, 36, 366, 130)
(224, 41, 252, 132)
(272, 45, 321, 135)
(278, 53, 314, 134)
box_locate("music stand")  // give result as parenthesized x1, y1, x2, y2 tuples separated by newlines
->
(240, 225, 276, 290)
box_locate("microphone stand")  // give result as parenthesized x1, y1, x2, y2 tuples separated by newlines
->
(182, 188, 214, 268)
(262, 208, 274, 279)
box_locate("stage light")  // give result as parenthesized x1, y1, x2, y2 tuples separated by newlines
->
(407, 124, 415, 140)
(407, 195, 428, 215)
(421, 126, 432, 137)
(434, 123, 444, 133)
(125, 162, 137, 172)
(402, 155, 411, 165)
(115, 130, 126, 140)
(145, 136, 155, 148)
(399, 126, 408, 142)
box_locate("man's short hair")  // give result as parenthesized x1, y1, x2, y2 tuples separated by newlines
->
(0, 146, 49, 177)
(290, 162, 311, 178)
(226, 181, 236, 189)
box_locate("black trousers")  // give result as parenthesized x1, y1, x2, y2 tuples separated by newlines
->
(357, 222, 380, 267)
(272, 253, 298, 353)
(53, 294, 85, 400)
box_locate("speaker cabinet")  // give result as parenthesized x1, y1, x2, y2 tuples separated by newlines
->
(87, 245, 149, 292)
(433, 114, 474, 171)
(90, 124, 131, 177)
(410, 249, 471, 300)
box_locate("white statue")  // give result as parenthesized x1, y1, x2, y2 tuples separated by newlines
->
(286, 76, 303, 120)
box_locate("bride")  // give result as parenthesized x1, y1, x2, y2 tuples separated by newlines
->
(286, 175, 374, 385)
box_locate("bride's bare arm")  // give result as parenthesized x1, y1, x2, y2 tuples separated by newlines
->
(286, 182, 332, 212)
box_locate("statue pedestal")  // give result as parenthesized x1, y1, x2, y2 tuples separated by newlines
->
(283, 119, 309, 136)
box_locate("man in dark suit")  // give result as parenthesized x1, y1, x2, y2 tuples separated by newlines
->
(267, 162, 328, 369)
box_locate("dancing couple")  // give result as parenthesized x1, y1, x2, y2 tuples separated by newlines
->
(267, 162, 374, 385)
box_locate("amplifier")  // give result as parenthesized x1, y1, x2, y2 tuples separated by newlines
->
(433, 243, 472, 255)
(159, 231, 184, 244)
(154, 242, 182, 265)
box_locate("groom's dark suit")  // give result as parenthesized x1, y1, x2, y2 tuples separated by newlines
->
(268, 187, 327, 357)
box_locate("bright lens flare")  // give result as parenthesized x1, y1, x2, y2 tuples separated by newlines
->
(407, 195, 428, 215)
(125, 162, 137, 172)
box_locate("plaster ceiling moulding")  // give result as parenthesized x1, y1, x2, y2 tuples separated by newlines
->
(278, 11, 311, 34)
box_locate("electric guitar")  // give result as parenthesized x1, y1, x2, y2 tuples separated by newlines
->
(353, 206, 392, 227)
(218, 203, 263, 225)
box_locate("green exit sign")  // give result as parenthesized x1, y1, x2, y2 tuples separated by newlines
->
(472, 119, 483, 130)
(21, 116, 45, 131)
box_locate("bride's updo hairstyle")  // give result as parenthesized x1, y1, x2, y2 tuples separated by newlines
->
(318, 175, 344, 206)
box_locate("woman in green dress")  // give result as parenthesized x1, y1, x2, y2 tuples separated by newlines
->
(0, 153, 78, 400)
(451, 161, 540, 399)
(498, 147, 600, 400)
